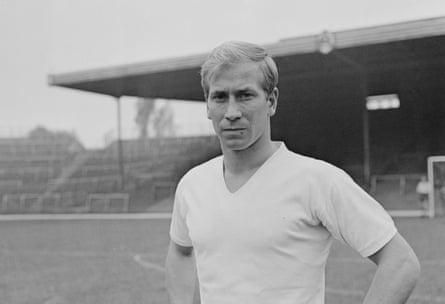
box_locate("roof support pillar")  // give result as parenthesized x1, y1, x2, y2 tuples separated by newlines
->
(115, 96, 125, 190)
(361, 77, 370, 189)
(328, 49, 370, 188)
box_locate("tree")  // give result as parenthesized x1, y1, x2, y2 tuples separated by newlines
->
(134, 98, 176, 138)
(152, 101, 176, 137)
(27, 126, 84, 152)
(135, 98, 156, 139)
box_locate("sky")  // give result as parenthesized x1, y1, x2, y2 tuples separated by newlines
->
(1, 0, 445, 148)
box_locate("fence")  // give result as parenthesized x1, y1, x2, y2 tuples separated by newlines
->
(370, 174, 427, 217)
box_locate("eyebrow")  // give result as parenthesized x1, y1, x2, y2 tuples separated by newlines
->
(236, 85, 256, 91)
(209, 90, 227, 96)
(236, 88, 254, 94)
(210, 86, 255, 93)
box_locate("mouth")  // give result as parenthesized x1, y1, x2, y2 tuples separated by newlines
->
(223, 126, 246, 131)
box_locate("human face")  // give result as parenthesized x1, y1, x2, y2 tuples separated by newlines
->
(206, 62, 278, 152)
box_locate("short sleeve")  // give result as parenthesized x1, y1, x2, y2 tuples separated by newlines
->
(169, 180, 193, 247)
(316, 169, 397, 257)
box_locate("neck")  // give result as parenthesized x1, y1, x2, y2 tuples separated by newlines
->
(222, 138, 279, 174)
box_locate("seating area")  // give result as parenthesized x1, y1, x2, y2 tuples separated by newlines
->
(0, 135, 221, 213)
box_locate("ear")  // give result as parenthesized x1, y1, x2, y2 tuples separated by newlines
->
(267, 87, 279, 116)
(206, 101, 211, 119)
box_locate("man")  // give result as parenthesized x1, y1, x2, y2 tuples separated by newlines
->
(416, 175, 429, 210)
(165, 41, 420, 304)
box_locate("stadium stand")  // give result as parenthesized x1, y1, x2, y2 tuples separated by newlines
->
(0, 134, 220, 214)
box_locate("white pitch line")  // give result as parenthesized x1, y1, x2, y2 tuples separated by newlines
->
(326, 288, 445, 303)
(0, 212, 172, 221)
(0, 248, 131, 258)
(328, 257, 445, 266)
(133, 254, 165, 272)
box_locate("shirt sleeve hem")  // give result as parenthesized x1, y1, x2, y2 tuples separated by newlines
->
(170, 233, 193, 247)
(359, 226, 398, 257)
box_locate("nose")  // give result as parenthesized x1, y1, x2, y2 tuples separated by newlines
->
(224, 98, 241, 121)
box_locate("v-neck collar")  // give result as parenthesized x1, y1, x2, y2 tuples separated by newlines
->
(219, 142, 286, 195)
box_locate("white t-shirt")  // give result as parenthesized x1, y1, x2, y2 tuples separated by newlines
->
(170, 142, 397, 304)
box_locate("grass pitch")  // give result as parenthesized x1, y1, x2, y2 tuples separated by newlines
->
(0, 215, 444, 303)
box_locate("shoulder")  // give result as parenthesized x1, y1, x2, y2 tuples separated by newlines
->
(177, 154, 223, 188)
(281, 148, 347, 182)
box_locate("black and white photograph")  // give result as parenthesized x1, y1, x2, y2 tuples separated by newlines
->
(1, 1, 445, 303)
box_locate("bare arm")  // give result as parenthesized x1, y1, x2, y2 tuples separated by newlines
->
(363, 233, 421, 304)
(165, 240, 199, 304)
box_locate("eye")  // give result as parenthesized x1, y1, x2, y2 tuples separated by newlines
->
(238, 92, 253, 101)
(210, 93, 226, 103)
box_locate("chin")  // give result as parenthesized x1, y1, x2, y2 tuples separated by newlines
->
(220, 139, 249, 151)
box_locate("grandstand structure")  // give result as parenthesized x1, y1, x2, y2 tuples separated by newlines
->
(47, 17, 445, 216)
(0, 135, 220, 214)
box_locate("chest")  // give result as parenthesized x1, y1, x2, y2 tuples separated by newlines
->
(184, 181, 327, 255)
(223, 168, 258, 193)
